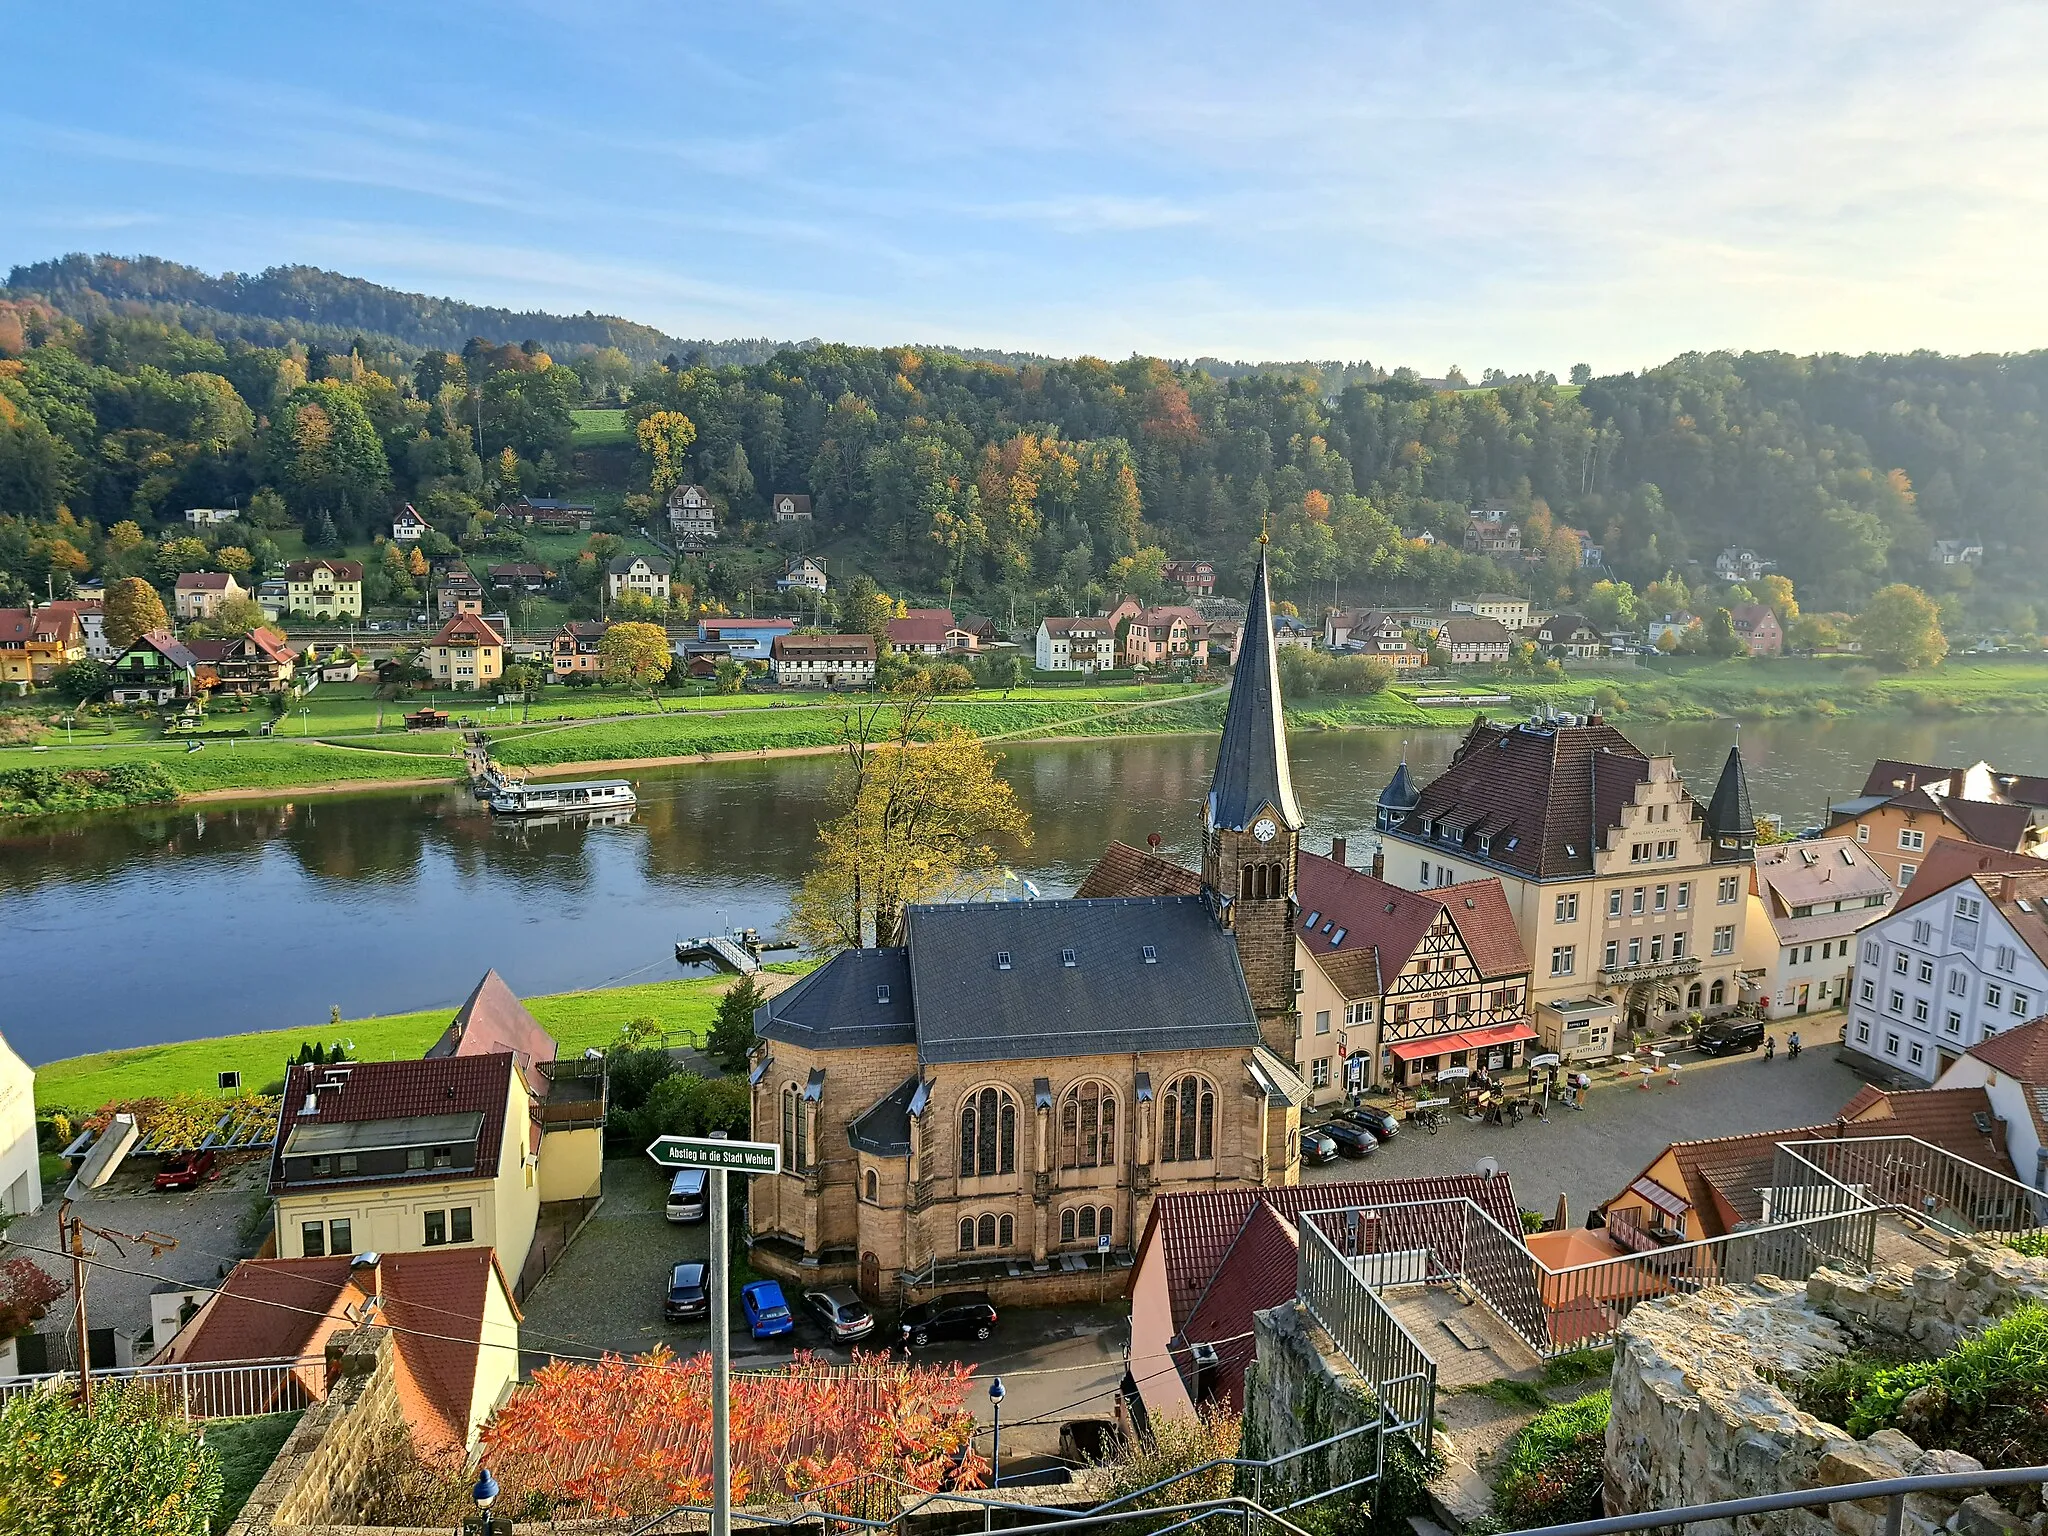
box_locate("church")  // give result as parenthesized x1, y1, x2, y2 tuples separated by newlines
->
(745, 551, 1312, 1305)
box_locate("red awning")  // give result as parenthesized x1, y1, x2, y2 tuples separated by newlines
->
(1387, 1021, 1538, 1063)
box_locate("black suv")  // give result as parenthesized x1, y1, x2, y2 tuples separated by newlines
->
(1345, 1105, 1401, 1142)
(1693, 1017, 1766, 1056)
(899, 1291, 997, 1348)
(665, 1262, 709, 1322)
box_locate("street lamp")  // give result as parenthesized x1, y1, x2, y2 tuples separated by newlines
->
(469, 1467, 499, 1534)
(988, 1376, 1005, 1492)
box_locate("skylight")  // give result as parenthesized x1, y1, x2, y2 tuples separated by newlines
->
(1061, 948, 1077, 967)
(996, 951, 1012, 970)
(876, 985, 891, 1004)
(1304, 910, 1322, 930)
(1142, 945, 1158, 963)
(1330, 928, 1347, 946)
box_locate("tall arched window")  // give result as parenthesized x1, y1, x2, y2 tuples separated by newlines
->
(959, 1218, 976, 1251)
(960, 1086, 1018, 1178)
(1709, 978, 1726, 1006)
(1061, 1208, 1076, 1242)
(1160, 1075, 1216, 1162)
(1078, 1207, 1097, 1239)
(863, 1169, 878, 1203)
(999, 1214, 1014, 1247)
(1059, 1081, 1119, 1169)
(780, 1083, 808, 1173)
(978, 1213, 997, 1248)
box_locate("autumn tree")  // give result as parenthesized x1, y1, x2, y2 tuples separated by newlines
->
(791, 682, 1030, 950)
(1582, 579, 1640, 631)
(1757, 573, 1800, 623)
(104, 575, 169, 650)
(478, 1348, 985, 1520)
(190, 595, 270, 639)
(598, 620, 673, 693)
(636, 410, 699, 495)
(1858, 583, 1947, 669)
(0, 1383, 221, 1536)
(1703, 607, 1747, 658)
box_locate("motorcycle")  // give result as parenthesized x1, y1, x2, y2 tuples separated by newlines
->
(1764, 1036, 1776, 1061)
(1787, 1033, 1803, 1060)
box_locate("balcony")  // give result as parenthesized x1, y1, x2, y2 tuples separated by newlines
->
(1599, 955, 1701, 985)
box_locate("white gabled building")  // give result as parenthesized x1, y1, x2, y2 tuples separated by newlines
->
(1035, 616, 1115, 672)
(1934, 1015, 2048, 1191)
(0, 1029, 42, 1217)
(1845, 838, 2048, 1083)
(1741, 836, 1896, 1020)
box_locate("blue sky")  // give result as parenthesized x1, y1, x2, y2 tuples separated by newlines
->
(7, 1, 2047, 370)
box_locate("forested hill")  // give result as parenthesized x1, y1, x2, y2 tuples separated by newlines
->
(3, 254, 791, 368)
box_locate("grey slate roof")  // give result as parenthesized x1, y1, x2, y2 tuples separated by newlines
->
(754, 949, 916, 1050)
(849, 1075, 920, 1156)
(1704, 745, 1756, 862)
(903, 896, 1258, 1065)
(1207, 548, 1301, 833)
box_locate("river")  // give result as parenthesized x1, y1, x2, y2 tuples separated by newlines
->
(6, 715, 2048, 1065)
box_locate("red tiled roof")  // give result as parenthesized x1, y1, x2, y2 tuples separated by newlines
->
(1838, 1085, 2016, 1178)
(175, 572, 235, 591)
(1399, 720, 1657, 880)
(1968, 1014, 2048, 1084)
(270, 1054, 515, 1191)
(1074, 841, 1204, 900)
(175, 1257, 361, 1365)
(1295, 854, 1528, 986)
(379, 1248, 520, 1452)
(887, 609, 959, 646)
(430, 612, 505, 647)
(1179, 1203, 1300, 1411)
(1135, 1173, 1523, 1329)
(0, 609, 30, 643)
(772, 633, 877, 658)
(427, 971, 555, 1095)
(1898, 837, 2044, 906)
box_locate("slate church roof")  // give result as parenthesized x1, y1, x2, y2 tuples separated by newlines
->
(1207, 547, 1301, 834)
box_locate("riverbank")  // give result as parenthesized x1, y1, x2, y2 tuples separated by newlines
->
(30, 970, 803, 1114)
(5, 657, 2047, 816)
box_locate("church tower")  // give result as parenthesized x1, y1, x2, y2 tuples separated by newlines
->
(1204, 545, 1304, 1054)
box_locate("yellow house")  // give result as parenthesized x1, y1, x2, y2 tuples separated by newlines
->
(427, 611, 505, 690)
(283, 558, 364, 619)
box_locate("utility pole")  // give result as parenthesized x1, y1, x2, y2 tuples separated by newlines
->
(56, 1205, 176, 1407)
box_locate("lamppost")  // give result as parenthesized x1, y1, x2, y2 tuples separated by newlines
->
(469, 1467, 500, 1534)
(988, 1376, 1005, 1502)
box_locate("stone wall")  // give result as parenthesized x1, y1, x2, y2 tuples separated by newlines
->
(1243, 1301, 1387, 1504)
(227, 1325, 407, 1535)
(1605, 1240, 2048, 1536)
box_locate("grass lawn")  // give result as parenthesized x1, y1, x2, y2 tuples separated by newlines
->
(4, 738, 466, 794)
(570, 407, 633, 447)
(206, 1412, 301, 1532)
(34, 973, 785, 1114)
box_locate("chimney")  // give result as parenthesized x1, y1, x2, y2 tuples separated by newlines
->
(1331, 836, 1348, 867)
(1371, 847, 1385, 879)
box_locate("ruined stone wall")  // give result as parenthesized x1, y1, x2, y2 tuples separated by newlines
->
(1243, 1301, 1388, 1504)
(1605, 1242, 2048, 1536)
(226, 1325, 408, 1536)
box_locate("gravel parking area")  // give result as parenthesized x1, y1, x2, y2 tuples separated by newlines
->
(1303, 1024, 1874, 1222)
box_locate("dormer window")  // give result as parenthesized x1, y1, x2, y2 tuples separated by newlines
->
(876, 984, 891, 1004)
(1477, 835, 1492, 855)
(1061, 948, 1077, 967)
(997, 951, 1011, 970)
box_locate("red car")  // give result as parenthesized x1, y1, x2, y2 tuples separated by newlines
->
(154, 1150, 217, 1191)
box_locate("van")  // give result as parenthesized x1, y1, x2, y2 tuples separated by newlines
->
(665, 1168, 708, 1223)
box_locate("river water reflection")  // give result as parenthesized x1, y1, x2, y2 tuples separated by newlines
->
(5, 714, 2048, 1063)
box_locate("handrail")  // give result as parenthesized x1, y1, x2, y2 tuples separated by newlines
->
(1512, 1463, 2048, 1536)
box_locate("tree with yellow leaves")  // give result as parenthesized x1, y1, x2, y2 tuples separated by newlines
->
(635, 410, 699, 495)
(598, 619, 674, 695)
(791, 680, 1030, 950)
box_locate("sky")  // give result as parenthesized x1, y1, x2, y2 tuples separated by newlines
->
(8, 1, 2048, 371)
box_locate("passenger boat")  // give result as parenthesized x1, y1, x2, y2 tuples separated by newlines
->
(487, 778, 636, 816)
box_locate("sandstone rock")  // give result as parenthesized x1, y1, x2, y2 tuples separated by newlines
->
(1954, 1495, 2028, 1536)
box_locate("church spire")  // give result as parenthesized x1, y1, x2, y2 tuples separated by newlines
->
(1208, 546, 1302, 833)
(1704, 743, 1756, 862)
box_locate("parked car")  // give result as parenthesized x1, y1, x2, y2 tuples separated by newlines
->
(666, 1168, 708, 1223)
(740, 1280, 795, 1340)
(665, 1262, 709, 1322)
(898, 1292, 997, 1348)
(1692, 1018, 1766, 1057)
(1345, 1105, 1401, 1142)
(803, 1287, 876, 1342)
(1323, 1122, 1377, 1159)
(154, 1150, 217, 1191)
(1301, 1129, 1339, 1164)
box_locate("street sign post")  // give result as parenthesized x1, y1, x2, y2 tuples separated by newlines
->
(645, 1134, 781, 1536)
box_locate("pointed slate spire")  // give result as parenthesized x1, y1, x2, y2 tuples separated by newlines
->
(1704, 744, 1756, 862)
(1208, 546, 1302, 833)
(1377, 759, 1420, 830)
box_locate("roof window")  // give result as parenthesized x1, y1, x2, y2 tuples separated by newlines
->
(876, 985, 891, 1004)
(1330, 928, 1347, 946)
(1304, 910, 1322, 930)
(996, 951, 1011, 970)
(1142, 945, 1158, 964)
(1061, 948, 1077, 967)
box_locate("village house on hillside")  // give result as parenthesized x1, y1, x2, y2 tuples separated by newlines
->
(771, 492, 813, 522)
(284, 558, 363, 620)
(770, 632, 876, 688)
(667, 483, 719, 544)
(551, 619, 607, 678)
(1035, 615, 1116, 671)
(173, 571, 245, 621)
(426, 612, 504, 690)
(747, 551, 1317, 1307)
(606, 552, 672, 604)
(391, 504, 430, 542)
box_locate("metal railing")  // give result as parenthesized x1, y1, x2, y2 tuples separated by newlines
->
(0, 1354, 326, 1420)
(1772, 1135, 2048, 1239)
(1295, 1214, 1437, 1439)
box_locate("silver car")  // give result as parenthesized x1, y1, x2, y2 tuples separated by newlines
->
(803, 1286, 876, 1342)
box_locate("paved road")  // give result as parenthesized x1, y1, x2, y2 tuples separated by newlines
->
(1303, 1025, 1876, 1223)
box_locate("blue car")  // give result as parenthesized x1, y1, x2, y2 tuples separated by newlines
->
(741, 1280, 795, 1340)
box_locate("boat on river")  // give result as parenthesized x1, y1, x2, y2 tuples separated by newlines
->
(488, 778, 636, 816)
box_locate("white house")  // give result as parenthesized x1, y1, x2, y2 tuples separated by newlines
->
(1036, 616, 1116, 672)
(771, 493, 813, 523)
(1931, 539, 1984, 568)
(667, 484, 719, 544)
(1713, 548, 1774, 582)
(777, 556, 828, 594)
(1933, 1016, 2048, 1191)
(0, 1030, 42, 1217)
(1741, 836, 1896, 1020)
(184, 507, 240, 526)
(1844, 839, 2048, 1084)
(1451, 594, 1531, 628)
(605, 553, 673, 604)
(392, 504, 429, 542)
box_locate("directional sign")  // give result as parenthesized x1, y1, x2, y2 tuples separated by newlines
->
(646, 1135, 782, 1174)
